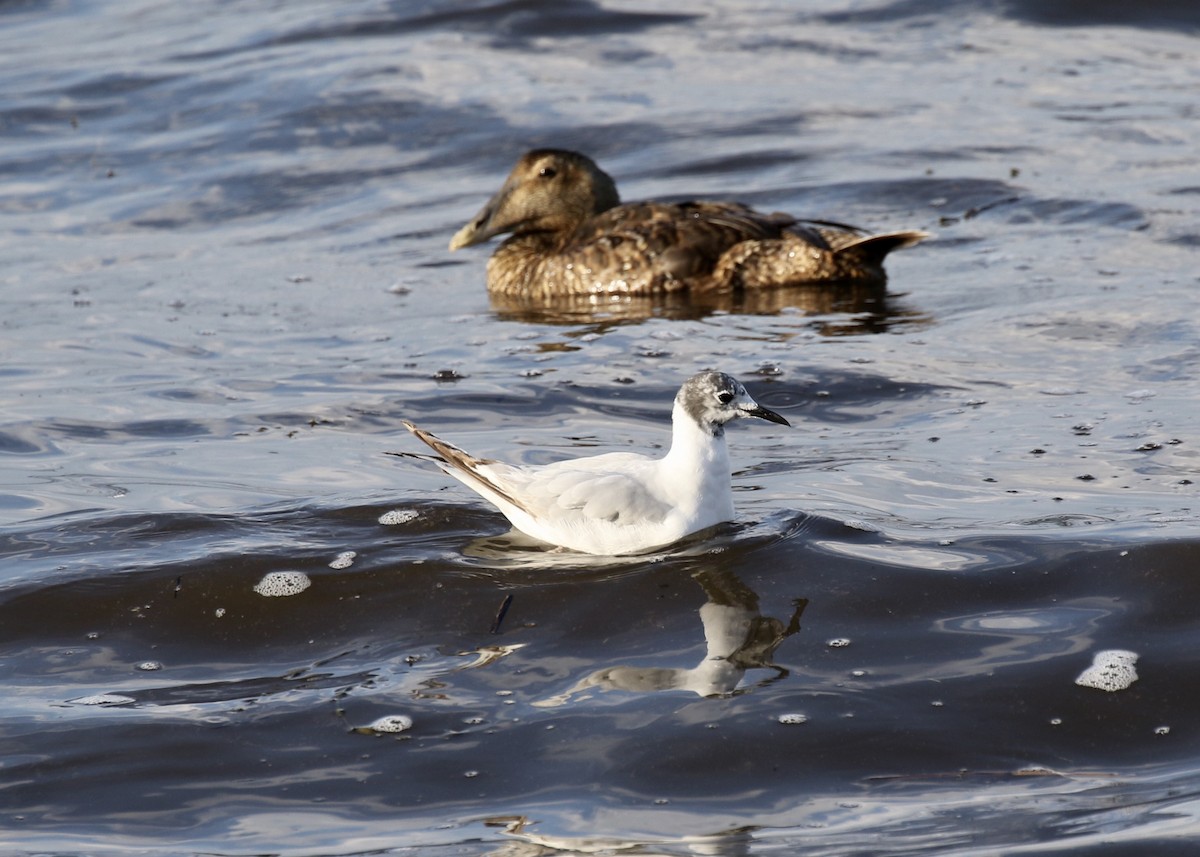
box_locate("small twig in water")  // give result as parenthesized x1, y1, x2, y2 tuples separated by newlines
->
(490, 593, 514, 635)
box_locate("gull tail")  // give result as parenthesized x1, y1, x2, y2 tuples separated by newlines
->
(400, 420, 533, 516)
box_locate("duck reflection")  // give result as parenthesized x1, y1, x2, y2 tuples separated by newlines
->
(490, 280, 928, 334)
(536, 568, 807, 707)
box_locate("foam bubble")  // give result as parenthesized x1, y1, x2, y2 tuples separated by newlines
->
(379, 509, 419, 526)
(364, 714, 413, 734)
(136, 661, 163, 671)
(73, 693, 135, 706)
(777, 713, 808, 725)
(253, 571, 311, 598)
(1075, 649, 1139, 692)
(329, 550, 357, 570)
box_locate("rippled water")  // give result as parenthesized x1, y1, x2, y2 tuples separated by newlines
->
(3, 1, 1200, 855)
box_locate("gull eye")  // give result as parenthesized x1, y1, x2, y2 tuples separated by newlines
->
(538, 166, 557, 179)
(717, 391, 734, 405)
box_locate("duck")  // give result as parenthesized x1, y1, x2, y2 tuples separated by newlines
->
(401, 371, 790, 556)
(449, 149, 928, 297)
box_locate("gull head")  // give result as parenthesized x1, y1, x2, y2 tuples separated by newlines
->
(677, 371, 790, 436)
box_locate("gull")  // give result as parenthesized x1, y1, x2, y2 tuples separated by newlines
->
(401, 371, 790, 556)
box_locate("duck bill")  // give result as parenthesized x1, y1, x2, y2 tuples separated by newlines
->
(448, 184, 517, 250)
(448, 203, 495, 250)
(747, 405, 790, 426)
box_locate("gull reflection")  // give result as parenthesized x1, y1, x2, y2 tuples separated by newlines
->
(536, 568, 806, 707)
(485, 814, 758, 857)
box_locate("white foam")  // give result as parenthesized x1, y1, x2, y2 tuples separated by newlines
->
(777, 713, 808, 725)
(1075, 648, 1139, 692)
(365, 714, 413, 733)
(73, 693, 135, 706)
(253, 571, 312, 598)
(378, 509, 419, 526)
(328, 550, 357, 570)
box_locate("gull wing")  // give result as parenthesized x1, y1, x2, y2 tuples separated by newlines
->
(403, 423, 671, 527)
(528, 464, 672, 525)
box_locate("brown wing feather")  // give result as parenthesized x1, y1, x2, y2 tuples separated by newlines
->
(401, 420, 534, 516)
(559, 201, 793, 281)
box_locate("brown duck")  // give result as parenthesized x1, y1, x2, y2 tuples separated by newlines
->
(449, 149, 928, 297)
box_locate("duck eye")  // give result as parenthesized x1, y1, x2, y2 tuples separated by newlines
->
(717, 391, 734, 405)
(538, 167, 557, 179)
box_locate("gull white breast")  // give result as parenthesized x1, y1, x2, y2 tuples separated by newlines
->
(401, 371, 790, 556)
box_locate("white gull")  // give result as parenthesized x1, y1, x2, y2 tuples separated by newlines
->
(401, 371, 790, 556)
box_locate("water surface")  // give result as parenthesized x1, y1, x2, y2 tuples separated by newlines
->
(2, 1, 1199, 854)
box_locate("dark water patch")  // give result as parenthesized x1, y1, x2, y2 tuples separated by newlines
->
(0, 0, 54, 18)
(1001, 0, 1200, 31)
(401, 0, 701, 49)
(0, 103, 116, 137)
(813, 0, 981, 26)
(652, 147, 817, 180)
(387, 367, 951, 432)
(248, 97, 492, 157)
(3, 490, 1200, 850)
(264, 0, 702, 50)
(775, 177, 1146, 233)
(104, 668, 380, 708)
(902, 144, 1042, 162)
(371, 382, 561, 428)
(1165, 232, 1200, 248)
(60, 71, 182, 101)
(443, 121, 699, 180)
(814, 0, 1200, 32)
(754, 369, 954, 425)
(781, 176, 1018, 222)
(726, 34, 884, 60)
(41, 417, 214, 442)
(129, 165, 404, 228)
(971, 195, 1145, 230)
(0, 427, 51, 455)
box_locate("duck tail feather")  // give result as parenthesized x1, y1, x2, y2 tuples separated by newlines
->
(838, 230, 931, 263)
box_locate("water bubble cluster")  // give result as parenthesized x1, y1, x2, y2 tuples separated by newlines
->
(329, 550, 357, 569)
(365, 714, 413, 734)
(74, 693, 135, 706)
(777, 713, 808, 725)
(253, 571, 312, 598)
(379, 509, 419, 526)
(1075, 649, 1139, 692)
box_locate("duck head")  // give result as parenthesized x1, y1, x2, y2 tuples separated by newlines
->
(449, 149, 621, 250)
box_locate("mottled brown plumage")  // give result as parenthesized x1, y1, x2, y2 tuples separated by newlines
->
(449, 149, 928, 297)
